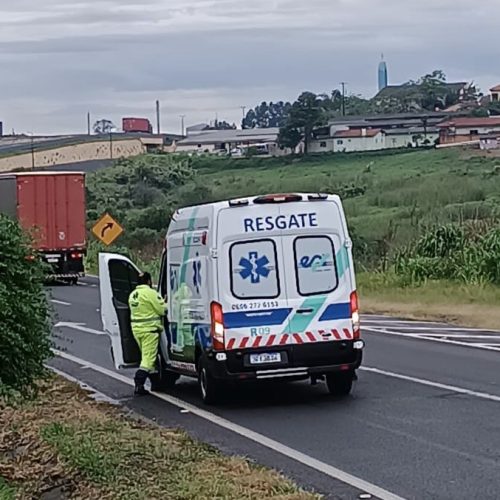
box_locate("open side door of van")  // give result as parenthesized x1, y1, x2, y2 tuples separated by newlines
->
(99, 253, 142, 370)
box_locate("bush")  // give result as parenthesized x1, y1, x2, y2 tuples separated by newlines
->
(395, 223, 500, 285)
(0, 215, 52, 397)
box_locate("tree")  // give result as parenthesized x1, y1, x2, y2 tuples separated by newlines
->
(0, 215, 52, 397)
(279, 92, 328, 153)
(93, 119, 116, 134)
(277, 125, 302, 151)
(242, 101, 292, 128)
(208, 120, 237, 130)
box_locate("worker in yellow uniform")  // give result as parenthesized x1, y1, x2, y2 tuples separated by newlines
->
(128, 272, 167, 396)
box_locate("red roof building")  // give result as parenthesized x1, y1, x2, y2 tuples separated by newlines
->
(490, 85, 500, 102)
(333, 128, 382, 138)
(438, 117, 500, 145)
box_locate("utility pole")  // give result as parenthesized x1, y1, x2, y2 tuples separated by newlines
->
(240, 106, 246, 129)
(340, 82, 347, 116)
(87, 112, 91, 135)
(156, 100, 161, 135)
(179, 115, 186, 136)
(30, 133, 35, 170)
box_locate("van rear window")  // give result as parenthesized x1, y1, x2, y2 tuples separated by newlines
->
(230, 239, 280, 299)
(294, 236, 338, 296)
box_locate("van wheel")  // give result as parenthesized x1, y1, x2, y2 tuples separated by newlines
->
(326, 371, 354, 397)
(151, 370, 179, 392)
(198, 358, 221, 405)
(151, 354, 180, 392)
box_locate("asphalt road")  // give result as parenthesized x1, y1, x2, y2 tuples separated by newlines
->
(48, 277, 500, 500)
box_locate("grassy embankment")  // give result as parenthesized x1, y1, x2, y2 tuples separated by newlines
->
(86, 148, 500, 328)
(0, 377, 317, 500)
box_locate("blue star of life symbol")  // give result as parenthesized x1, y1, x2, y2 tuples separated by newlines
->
(193, 254, 202, 293)
(239, 251, 270, 284)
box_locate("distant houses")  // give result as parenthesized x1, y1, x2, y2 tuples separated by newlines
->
(309, 112, 443, 153)
(173, 110, 500, 156)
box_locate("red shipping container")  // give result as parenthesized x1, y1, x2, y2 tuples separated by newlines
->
(122, 117, 152, 133)
(0, 172, 86, 281)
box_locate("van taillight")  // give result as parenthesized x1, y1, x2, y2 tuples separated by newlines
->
(350, 291, 360, 339)
(201, 231, 207, 245)
(254, 193, 302, 204)
(210, 302, 225, 351)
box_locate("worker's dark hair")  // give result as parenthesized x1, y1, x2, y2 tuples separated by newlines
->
(138, 272, 152, 285)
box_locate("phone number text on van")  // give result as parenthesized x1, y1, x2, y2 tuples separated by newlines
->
(231, 301, 279, 311)
(244, 213, 318, 233)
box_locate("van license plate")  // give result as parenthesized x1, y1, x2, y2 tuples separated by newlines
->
(250, 353, 281, 365)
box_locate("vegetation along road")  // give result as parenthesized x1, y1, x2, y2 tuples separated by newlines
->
(85, 147, 500, 328)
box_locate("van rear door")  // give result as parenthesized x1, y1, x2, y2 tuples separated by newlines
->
(217, 204, 290, 354)
(278, 199, 354, 343)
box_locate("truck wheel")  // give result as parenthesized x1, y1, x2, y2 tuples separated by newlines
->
(326, 371, 354, 397)
(198, 358, 221, 405)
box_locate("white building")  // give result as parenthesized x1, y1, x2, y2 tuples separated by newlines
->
(174, 128, 286, 155)
(333, 129, 385, 153)
(384, 127, 439, 149)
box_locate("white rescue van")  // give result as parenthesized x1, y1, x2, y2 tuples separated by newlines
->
(99, 193, 364, 404)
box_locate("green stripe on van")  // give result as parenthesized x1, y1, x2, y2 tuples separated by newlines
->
(283, 246, 350, 334)
(336, 246, 350, 279)
(179, 208, 199, 283)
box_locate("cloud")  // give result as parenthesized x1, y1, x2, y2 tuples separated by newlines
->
(0, 0, 497, 134)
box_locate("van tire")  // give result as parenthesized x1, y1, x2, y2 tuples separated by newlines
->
(150, 354, 180, 392)
(326, 371, 354, 397)
(198, 358, 221, 405)
(151, 370, 179, 392)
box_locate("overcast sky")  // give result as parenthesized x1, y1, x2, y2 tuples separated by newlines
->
(0, 0, 498, 135)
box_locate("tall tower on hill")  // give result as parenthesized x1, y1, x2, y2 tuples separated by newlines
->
(378, 54, 388, 91)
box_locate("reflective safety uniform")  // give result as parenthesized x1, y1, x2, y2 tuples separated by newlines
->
(128, 285, 167, 372)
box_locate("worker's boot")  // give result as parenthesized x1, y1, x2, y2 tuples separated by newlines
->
(134, 369, 150, 396)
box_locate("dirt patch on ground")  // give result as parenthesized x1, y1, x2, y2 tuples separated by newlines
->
(0, 377, 319, 500)
(362, 298, 500, 330)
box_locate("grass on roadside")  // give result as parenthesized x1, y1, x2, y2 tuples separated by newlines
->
(0, 377, 319, 500)
(0, 476, 16, 500)
(358, 272, 500, 329)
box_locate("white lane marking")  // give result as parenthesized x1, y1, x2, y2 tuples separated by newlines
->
(54, 321, 107, 336)
(365, 328, 500, 352)
(361, 367, 500, 403)
(78, 282, 89, 286)
(363, 319, 448, 326)
(52, 349, 404, 500)
(406, 334, 500, 339)
(50, 365, 121, 405)
(51, 299, 71, 306)
(364, 325, 500, 333)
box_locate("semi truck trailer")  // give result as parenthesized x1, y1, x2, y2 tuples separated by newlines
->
(0, 171, 87, 283)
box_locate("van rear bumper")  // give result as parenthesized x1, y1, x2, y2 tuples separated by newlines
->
(207, 340, 364, 381)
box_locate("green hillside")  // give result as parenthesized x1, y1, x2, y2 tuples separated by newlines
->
(87, 148, 500, 265)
